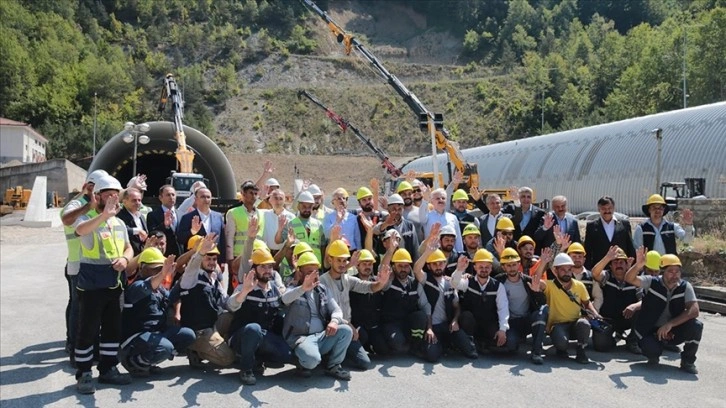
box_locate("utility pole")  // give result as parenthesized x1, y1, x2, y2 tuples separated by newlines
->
(541, 88, 545, 133)
(92, 92, 97, 158)
(652, 128, 664, 192)
(682, 30, 687, 109)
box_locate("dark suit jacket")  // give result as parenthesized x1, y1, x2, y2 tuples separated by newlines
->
(503, 204, 545, 241)
(117, 207, 147, 256)
(147, 206, 181, 257)
(477, 212, 512, 247)
(533, 212, 581, 254)
(584, 218, 635, 269)
(177, 209, 227, 264)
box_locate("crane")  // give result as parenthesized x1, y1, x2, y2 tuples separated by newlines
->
(297, 90, 402, 178)
(300, 0, 479, 191)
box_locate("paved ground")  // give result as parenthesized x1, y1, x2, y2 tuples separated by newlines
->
(1, 223, 725, 407)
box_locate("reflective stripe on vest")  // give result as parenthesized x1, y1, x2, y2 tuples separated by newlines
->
(61, 196, 88, 263)
(229, 206, 265, 256)
(291, 217, 322, 262)
(80, 210, 127, 264)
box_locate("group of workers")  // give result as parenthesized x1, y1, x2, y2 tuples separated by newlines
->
(60, 162, 703, 394)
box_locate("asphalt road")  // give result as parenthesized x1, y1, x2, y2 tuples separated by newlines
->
(1, 234, 725, 407)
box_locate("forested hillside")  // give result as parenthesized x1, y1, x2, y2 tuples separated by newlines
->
(1, 0, 724, 160)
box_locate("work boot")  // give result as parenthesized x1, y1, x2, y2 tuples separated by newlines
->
(647, 356, 660, 366)
(680, 362, 698, 374)
(76, 372, 95, 394)
(98, 366, 132, 385)
(325, 364, 351, 381)
(239, 370, 257, 385)
(575, 348, 589, 364)
(295, 364, 312, 378)
(626, 341, 642, 355)
(188, 350, 204, 369)
(555, 349, 569, 358)
(253, 362, 266, 376)
(663, 344, 681, 352)
(531, 354, 544, 365)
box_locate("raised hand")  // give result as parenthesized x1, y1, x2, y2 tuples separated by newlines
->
(540, 247, 554, 264)
(143, 234, 158, 250)
(277, 213, 288, 230)
(543, 212, 554, 230)
(404, 170, 417, 183)
(247, 216, 259, 239)
(452, 170, 463, 187)
(469, 186, 481, 202)
(263, 160, 275, 175)
(359, 213, 374, 232)
(421, 184, 431, 202)
(241, 269, 257, 293)
(429, 222, 441, 240)
(508, 185, 519, 201)
(378, 195, 388, 208)
(493, 233, 506, 256)
(190, 215, 201, 235)
(456, 255, 469, 272)
(164, 210, 173, 228)
(370, 178, 380, 192)
(286, 226, 296, 247)
(349, 250, 360, 269)
(302, 179, 311, 191)
(301, 270, 319, 292)
(634, 246, 646, 268)
(336, 207, 346, 223)
(377, 264, 392, 283)
(330, 224, 342, 242)
(198, 233, 218, 254)
(681, 208, 694, 225)
(103, 195, 120, 217)
(605, 245, 620, 261)
(162, 255, 177, 279)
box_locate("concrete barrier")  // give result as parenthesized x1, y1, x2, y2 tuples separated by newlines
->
(0, 159, 86, 204)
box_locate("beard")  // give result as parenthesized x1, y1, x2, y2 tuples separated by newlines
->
(256, 274, 270, 283)
(441, 244, 454, 253)
(432, 268, 445, 277)
(403, 197, 412, 206)
(558, 274, 572, 282)
(300, 210, 311, 218)
(361, 204, 374, 213)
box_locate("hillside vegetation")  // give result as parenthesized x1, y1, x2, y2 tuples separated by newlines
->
(1, 0, 724, 161)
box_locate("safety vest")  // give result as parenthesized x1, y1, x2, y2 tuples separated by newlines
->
(634, 278, 687, 339)
(228, 205, 265, 257)
(423, 273, 456, 324)
(599, 273, 640, 320)
(460, 277, 500, 323)
(122, 281, 170, 340)
(61, 195, 88, 263)
(179, 271, 226, 331)
(77, 209, 127, 290)
(575, 269, 596, 299)
(290, 217, 322, 262)
(229, 284, 283, 336)
(641, 222, 678, 255)
(350, 274, 383, 330)
(381, 277, 421, 324)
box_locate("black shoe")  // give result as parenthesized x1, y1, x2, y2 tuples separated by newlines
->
(680, 363, 698, 374)
(98, 366, 132, 385)
(531, 354, 544, 365)
(647, 356, 660, 366)
(663, 344, 681, 352)
(253, 362, 266, 376)
(555, 349, 569, 358)
(626, 342, 642, 355)
(575, 349, 589, 364)
(325, 364, 351, 381)
(240, 370, 257, 385)
(76, 372, 95, 394)
(296, 366, 312, 378)
(188, 351, 205, 369)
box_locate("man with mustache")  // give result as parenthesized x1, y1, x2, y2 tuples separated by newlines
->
(584, 196, 635, 269)
(591, 246, 642, 353)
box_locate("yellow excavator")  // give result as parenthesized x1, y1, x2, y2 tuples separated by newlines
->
(301, 0, 478, 194)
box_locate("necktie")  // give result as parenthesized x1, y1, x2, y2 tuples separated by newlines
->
(171, 210, 177, 232)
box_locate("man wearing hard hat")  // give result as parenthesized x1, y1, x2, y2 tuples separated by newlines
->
(396, 180, 424, 242)
(633, 194, 695, 256)
(282, 191, 325, 264)
(73, 174, 134, 393)
(567, 242, 603, 311)
(119, 248, 196, 378)
(306, 183, 332, 222)
(352, 184, 387, 255)
(450, 188, 479, 234)
(373, 194, 420, 261)
(625, 248, 703, 374)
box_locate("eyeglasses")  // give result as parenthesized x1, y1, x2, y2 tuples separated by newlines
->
(413, 189, 421, 193)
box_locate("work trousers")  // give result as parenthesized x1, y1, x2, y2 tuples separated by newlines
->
(65, 268, 79, 349)
(423, 322, 476, 362)
(294, 324, 353, 370)
(459, 310, 517, 352)
(120, 327, 196, 370)
(638, 318, 703, 365)
(229, 323, 292, 371)
(381, 310, 428, 354)
(357, 325, 389, 356)
(75, 287, 122, 377)
(593, 312, 638, 352)
(508, 305, 549, 355)
(550, 318, 591, 351)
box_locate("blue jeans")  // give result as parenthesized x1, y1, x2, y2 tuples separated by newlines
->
(120, 327, 196, 369)
(295, 324, 353, 370)
(345, 339, 371, 370)
(230, 323, 292, 371)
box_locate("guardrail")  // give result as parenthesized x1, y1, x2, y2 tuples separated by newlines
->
(695, 286, 726, 314)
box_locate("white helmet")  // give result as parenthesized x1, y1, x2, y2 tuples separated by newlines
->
(298, 191, 315, 204)
(265, 177, 280, 187)
(553, 253, 575, 267)
(93, 175, 123, 194)
(387, 194, 404, 206)
(86, 169, 108, 185)
(307, 184, 322, 196)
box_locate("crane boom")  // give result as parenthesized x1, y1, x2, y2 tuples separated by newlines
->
(159, 73, 195, 173)
(300, 0, 476, 187)
(298, 90, 402, 178)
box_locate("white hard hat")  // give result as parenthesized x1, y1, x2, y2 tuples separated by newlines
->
(86, 169, 108, 184)
(127, 175, 147, 191)
(439, 225, 457, 237)
(387, 194, 404, 206)
(411, 179, 424, 187)
(298, 191, 315, 204)
(307, 184, 322, 195)
(265, 177, 280, 187)
(94, 175, 123, 194)
(553, 253, 575, 267)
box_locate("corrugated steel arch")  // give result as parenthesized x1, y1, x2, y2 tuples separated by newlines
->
(403, 102, 726, 216)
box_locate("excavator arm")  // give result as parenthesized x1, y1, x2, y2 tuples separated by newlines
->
(159, 73, 195, 173)
(298, 90, 402, 178)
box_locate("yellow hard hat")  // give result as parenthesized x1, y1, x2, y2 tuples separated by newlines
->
(297, 251, 321, 267)
(356, 187, 373, 200)
(495, 217, 515, 231)
(251, 249, 275, 265)
(473, 249, 494, 263)
(645, 251, 662, 270)
(358, 249, 376, 262)
(139, 247, 165, 265)
(643, 194, 669, 216)
(517, 235, 535, 249)
(462, 224, 480, 237)
(327, 239, 351, 258)
(187, 234, 220, 255)
(452, 189, 468, 202)
(567, 242, 586, 255)
(660, 254, 682, 268)
(293, 242, 313, 257)
(426, 249, 447, 263)
(396, 181, 413, 193)
(500, 247, 520, 263)
(392, 248, 413, 263)
(614, 248, 628, 259)
(253, 239, 269, 252)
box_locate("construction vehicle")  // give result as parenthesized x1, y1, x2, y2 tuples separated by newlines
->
(301, 0, 479, 194)
(298, 90, 403, 178)
(3, 186, 31, 209)
(158, 73, 206, 203)
(660, 177, 706, 211)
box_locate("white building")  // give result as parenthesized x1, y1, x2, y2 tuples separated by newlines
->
(0, 118, 48, 164)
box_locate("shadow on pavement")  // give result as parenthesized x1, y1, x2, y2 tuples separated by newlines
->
(608, 362, 699, 389)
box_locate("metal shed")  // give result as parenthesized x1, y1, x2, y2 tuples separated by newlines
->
(402, 102, 726, 216)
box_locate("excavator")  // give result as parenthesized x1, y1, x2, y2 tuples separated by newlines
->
(300, 0, 478, 194)
(158, 73, 207, 202)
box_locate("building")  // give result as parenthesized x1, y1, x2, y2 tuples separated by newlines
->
(402, 102, 726, 216)
(0, 118, 48, 164)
